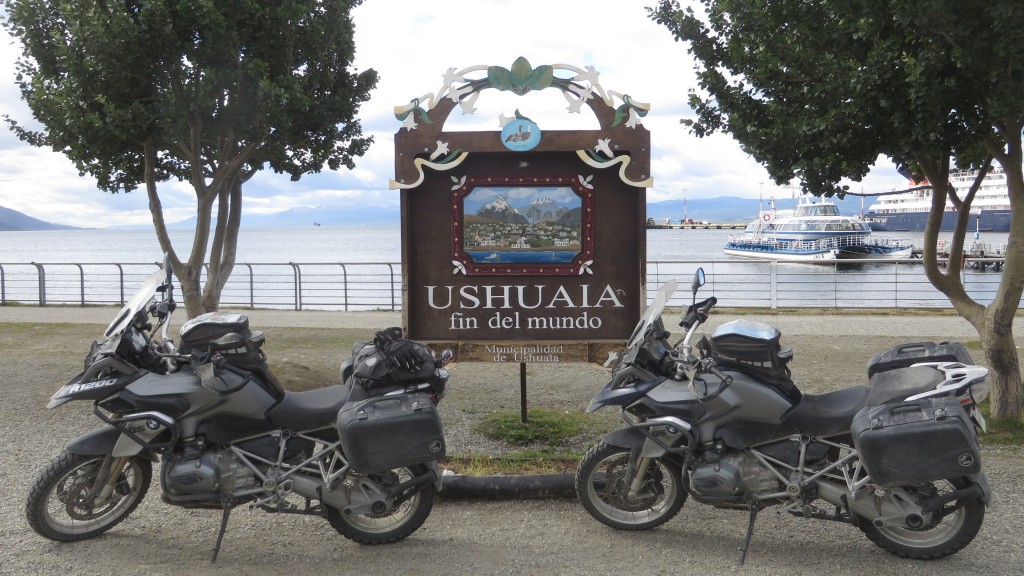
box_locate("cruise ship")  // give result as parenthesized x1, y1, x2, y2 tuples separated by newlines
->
(864, 167, 1012, 232)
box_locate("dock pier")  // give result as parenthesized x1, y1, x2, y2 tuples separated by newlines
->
(914, 239, 1008, 271)
(646, 222, 746, 230)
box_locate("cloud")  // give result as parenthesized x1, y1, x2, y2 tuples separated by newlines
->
(0, 1, 906, 228)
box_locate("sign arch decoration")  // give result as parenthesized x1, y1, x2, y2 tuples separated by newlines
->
(388, 58, 654, 191)
(393, 57, 650, 131)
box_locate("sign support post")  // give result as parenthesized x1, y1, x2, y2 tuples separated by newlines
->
(520, 362, 528, 423)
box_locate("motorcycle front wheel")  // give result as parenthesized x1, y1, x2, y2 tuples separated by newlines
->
(858, 476, 985, 559)
(575, 442, 686, 530)
(26, 451, 152, 542)
(328, 464, 435, 544)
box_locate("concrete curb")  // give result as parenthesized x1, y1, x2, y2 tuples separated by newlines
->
(439, 473, 577, 500)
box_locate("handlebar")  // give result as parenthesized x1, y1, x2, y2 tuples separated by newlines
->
(214, 357, 252, 379)
(679, 296, 717, 330)
(703, 359, 734, 387)
(699, 296, 718, 315)
(688, 357, 734, 401)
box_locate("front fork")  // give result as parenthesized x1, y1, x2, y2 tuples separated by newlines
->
(87, 455, 130, 508)
(628, 456, 653, 499)
(601, 411, 692, 500)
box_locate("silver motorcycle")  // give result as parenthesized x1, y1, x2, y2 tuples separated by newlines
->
(576, 268, 991, 563)
(26, 256, 450, 561)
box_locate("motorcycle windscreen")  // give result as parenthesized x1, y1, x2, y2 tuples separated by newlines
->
(105, 268, 166, 337)
(626, 279, 677, 349)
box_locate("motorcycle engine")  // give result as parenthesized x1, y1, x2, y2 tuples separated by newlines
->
(162, 447, 255, 498)
(689, 452, 780, 498)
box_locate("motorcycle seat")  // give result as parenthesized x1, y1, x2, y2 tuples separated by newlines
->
(268, 385, 350, 431)
(783, 385, 871, 437)
(865, 365, 946, 406)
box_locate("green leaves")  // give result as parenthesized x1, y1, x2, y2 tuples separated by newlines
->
(2, 0, 378, 190)
(487, 57, 554, 96)
(650, 0, 1024, 195)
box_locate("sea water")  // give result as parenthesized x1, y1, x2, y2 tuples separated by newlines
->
(0, 225, 1008, 309)
(0, 225, 1007, 264)
(0, 226, 744, 263)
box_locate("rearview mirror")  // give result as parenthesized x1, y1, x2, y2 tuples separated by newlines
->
(691, 267, 706, 295)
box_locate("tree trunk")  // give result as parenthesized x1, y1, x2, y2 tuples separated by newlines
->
(202, 175, 242, 312)
(143, 138, 203, 316)
(914, 152, 1023, 420)
(143, 131, 217, 320)
(981, 328, 1023, 419)
(177, 189, 217, 319)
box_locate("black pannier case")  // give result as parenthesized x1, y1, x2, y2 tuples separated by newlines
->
(866, 341, 973, 377)
(337, 392, 446, 474)
(851, 396, 980, 488)
(710, 319, 798, 401)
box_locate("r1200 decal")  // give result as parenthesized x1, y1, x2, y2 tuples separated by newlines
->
(65, 378, 118, 395)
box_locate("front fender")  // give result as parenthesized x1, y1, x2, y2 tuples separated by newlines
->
(65, 426, 122, 455)
(600, 427, 647, 450)
(65, 426, 158, 461)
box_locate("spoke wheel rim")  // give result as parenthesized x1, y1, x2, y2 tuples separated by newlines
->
(585, 451, 678, 525)
(44, 459, 145, 535)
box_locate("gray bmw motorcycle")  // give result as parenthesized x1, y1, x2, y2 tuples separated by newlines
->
(576, 268, 991, 563)
(26, 257, 450, 561)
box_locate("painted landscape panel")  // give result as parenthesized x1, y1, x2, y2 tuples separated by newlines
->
(462, 186, 583, 265)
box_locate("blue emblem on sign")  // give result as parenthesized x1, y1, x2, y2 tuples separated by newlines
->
(501, 118, 541, 151)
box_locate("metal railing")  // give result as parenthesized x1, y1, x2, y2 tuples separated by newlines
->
(0, 258, 1007, 311)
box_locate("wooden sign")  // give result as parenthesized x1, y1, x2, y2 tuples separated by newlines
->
(392, 58, 651, 363)
(421, 341, 624, 365)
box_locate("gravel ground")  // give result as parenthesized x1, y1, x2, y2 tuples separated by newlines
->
(1, 307, 1022, 575)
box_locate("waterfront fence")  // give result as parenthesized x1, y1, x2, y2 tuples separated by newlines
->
(0, 259, 1007, 311)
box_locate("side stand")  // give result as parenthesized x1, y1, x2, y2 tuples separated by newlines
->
(738, 502, 759, 566)
(211, 500, 236, 563)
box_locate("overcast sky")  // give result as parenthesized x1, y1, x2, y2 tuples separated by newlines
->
(0, 0, 907, 229)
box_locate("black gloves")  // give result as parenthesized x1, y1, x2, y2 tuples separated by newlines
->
(383, 339, 421, 371)
(373, 327, 403, 348)
(373, 327, 421, 371)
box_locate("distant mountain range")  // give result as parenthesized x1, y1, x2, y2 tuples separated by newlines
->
(645, 195, 872, 223)
(1, 195, 875, 231)
(0, 206, 84, 231)
(158, 204, 402, 229)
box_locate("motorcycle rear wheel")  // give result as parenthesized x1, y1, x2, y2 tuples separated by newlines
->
(327, 464, 435, 544)
(575, 442, 686, 530)
(858, 476, 985, 559)
(26, 451, 152, 542)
